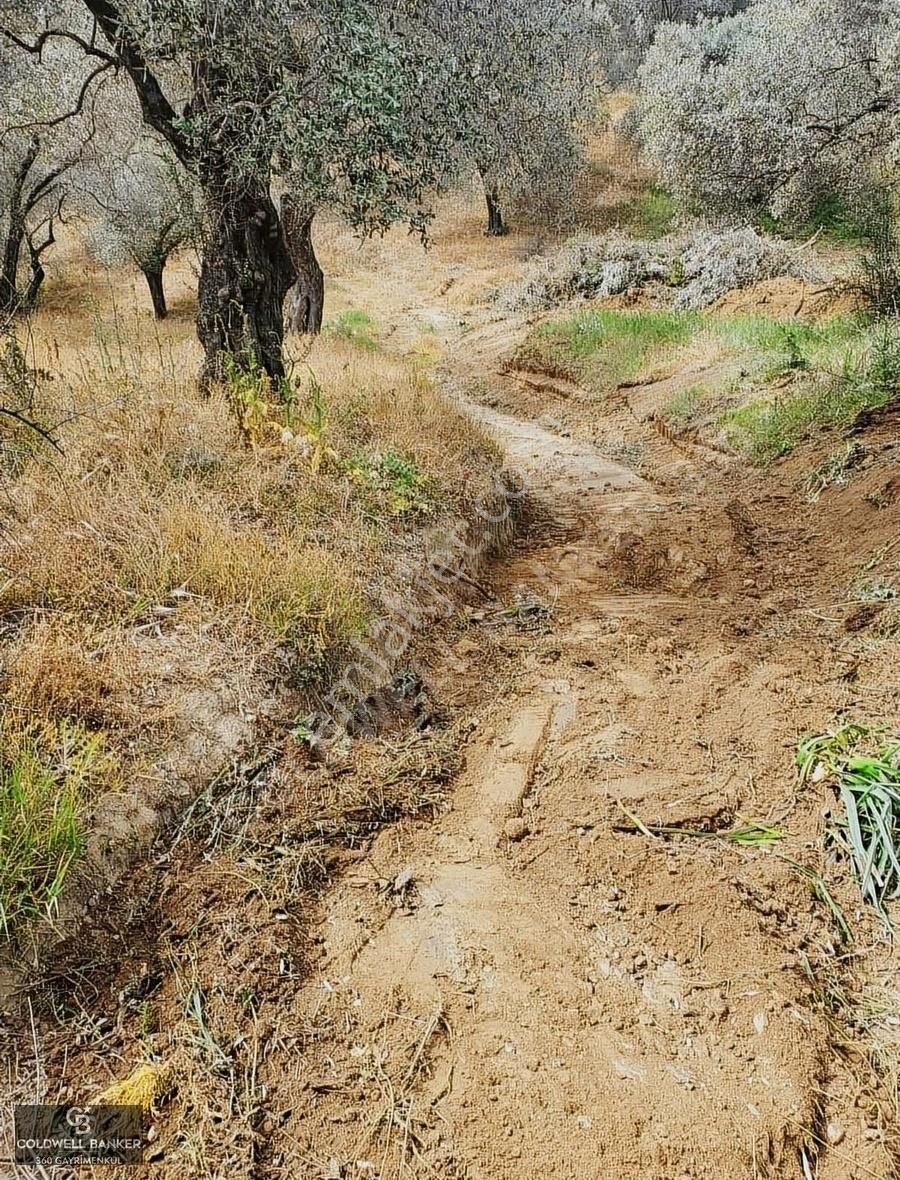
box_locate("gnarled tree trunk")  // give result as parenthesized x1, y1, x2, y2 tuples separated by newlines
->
(141, 263, 167, 320)
(483, 180, 506, 237)
(0, 138, 39, 316)
(196, 184, 296, 386)
(282, 195, 324, 335)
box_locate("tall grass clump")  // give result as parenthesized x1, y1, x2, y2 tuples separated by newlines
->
(0, 720, 115, 930)
(854, 186, 900, 319)
(325, 309, 378, 351)
(798, 725, 900, 935)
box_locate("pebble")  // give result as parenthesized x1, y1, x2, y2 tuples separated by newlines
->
(504, 817, 528, 842)
(826, 1120, 845, 1146)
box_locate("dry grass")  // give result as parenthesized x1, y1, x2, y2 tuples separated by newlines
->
(5, 613, 140, 729)
(0, 234, 500, 939)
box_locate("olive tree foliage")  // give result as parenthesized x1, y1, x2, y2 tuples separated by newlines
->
(636, 0, 900, 221)
(420, 0, 601, 236)
(1, 0, 464, 383)
(593, 0, 748, 83)
(0, 33, 94, 313)
(74, 99, 198, 319)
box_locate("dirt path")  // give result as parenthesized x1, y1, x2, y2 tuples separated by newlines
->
(269, 340, 897, 1179)
(13, 231, 900, 1180)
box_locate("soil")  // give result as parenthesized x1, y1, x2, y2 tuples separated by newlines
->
(6, 216, 900, 1180)
(709, 276, 863, 322)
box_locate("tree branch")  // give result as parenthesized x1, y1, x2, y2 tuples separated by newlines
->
(2, 60, 114, 135)
(1, 23, 117, 64)
(0, 406, 63, 452)
(78, 0, 193, 165)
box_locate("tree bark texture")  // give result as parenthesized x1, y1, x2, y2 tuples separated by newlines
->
(196, 185, 295, 386)
(141, 264, 168, 319)
(282, 196, 324, 335)
(484, 185, 506, 237)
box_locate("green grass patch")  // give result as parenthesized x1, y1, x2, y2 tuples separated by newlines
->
(721, 321, 900, 464)
(518, 309, 858, 400)
(715, 315, 858, 378)
(517, 308, 895, 466)
(660, 385, 710, 431)
(760, 191, 871, 247)
(0, 721, 116, 930)
(325, 309, 378, 351)
(632, 184, 678, 240)
(517, 308, 699, 390)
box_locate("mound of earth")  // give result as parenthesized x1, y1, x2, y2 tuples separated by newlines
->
(710, 276, 861, 321)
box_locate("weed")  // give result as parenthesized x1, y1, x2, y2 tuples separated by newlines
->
(0, 720, 116, 930)
(294, 375, 338, 473)
(780, 856, 853, 943)
(852, 577, 898, 603)
(325, 308, 378, 351)
(223, 350, 283, 447)
(615, 809, 786, 848)
(183, 979, 231, 1072)
(661, 385, 708, 431)
(345, 449, 435, 515)
(803, 442, 867, 502)
(798, 724, 900, 934)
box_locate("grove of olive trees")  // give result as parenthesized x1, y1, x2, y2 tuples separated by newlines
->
(2, 0, 899, 376)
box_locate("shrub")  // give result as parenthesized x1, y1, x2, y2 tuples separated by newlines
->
(499, 232, 672, 311)
(674, 227, 811, 310)
(637, 1, 896, 223)
(854, 189, 900, 319)
(501, 227, 817, 312)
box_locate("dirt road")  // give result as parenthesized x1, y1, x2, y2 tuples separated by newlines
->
(270, 327, 899, 1179)
(14, 224, 900, 1179)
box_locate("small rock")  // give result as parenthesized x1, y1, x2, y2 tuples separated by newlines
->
(826, 1121, 845, 1146)
(504, 817, 529, 842)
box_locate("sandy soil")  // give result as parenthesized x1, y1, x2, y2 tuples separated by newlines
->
(269, 329, 900, 1179)
(8, 201, 900, 1180)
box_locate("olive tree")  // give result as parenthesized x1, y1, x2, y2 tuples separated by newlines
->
(421, 0, 601, 236)
(594, 0, 748, 83)
(636, 0, 900, 221)
(76, 109, 197, 319)
(0, 36, 92, 313)
(2, 0, 462, 383)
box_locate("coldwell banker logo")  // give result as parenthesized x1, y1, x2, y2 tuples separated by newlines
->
(14, 1103, 145, 1165)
